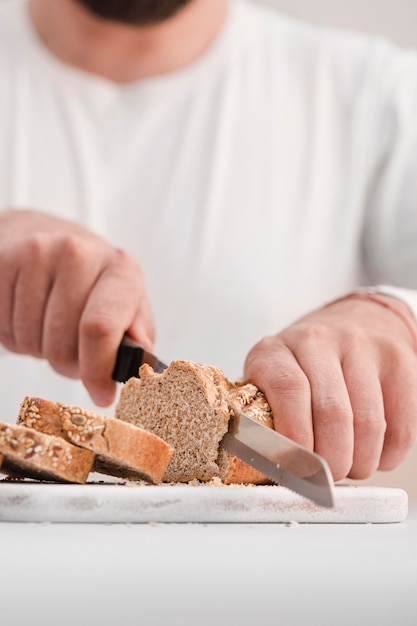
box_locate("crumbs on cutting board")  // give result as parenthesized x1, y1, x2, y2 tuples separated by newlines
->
(90, 477, 271, 488)
(186, 477, 266, 488)
(3, 476, 279, 489)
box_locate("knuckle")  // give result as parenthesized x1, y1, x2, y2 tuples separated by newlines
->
(21, 234, 51, 264)
(353, 407, 386, 431)
(268, 369, 310, 396)
(21, 232, 88, 268)
(58, 234, 84, 257)
(313, 398, 352, 427)
(112, 247, 134, 264)
(81, 311, 115, 341)
(295, 322, 333, 344)
(56, 234, 96, 267)
(112, 247, 141, 274)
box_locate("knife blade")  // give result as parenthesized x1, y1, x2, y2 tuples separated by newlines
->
(112, 340, 335, 507)
(223, 405, 335, 508)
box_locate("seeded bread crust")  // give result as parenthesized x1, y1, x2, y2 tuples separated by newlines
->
(0, 421, 94, 483)
(18, 398, 173, 484)
(115, 360, 274, 485)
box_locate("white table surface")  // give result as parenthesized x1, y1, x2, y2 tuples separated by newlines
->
(1, 502, 417, 626)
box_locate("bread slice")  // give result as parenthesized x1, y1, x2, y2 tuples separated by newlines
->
(115, 360, 274, 484)
(0, 421, 94, 483)
(18, 397, 173, 484)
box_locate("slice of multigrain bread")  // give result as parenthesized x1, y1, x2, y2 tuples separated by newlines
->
(115, 360, 274, 484)
(18, 398, 173, 484)
(0, 421, 94, 483)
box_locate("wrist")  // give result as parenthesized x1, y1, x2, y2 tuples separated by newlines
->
(326, 290, 417, 352)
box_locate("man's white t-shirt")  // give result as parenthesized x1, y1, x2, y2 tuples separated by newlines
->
(0, 0, 417, 419)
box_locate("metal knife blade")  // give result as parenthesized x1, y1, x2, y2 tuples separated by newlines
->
(222, 405, 335, 508)
(112, 337, 168, 382)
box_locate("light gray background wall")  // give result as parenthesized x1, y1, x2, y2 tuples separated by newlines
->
(256, 0, 417, 48)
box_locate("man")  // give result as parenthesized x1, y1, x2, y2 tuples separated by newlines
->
(1, 0, 417, 482)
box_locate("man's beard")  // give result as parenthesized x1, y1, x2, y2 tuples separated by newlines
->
(76, 0, 193, 25)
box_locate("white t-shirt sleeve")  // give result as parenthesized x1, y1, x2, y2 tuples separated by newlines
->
(373, 285, 417, 322)
(362, 42, 417, 299)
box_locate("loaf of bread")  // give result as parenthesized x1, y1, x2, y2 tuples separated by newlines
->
(18, 397, 173, 484)
(115, 360, 274, 484)
(0, 421, 94, 483)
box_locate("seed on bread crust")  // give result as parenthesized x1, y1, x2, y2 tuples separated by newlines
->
(70, 414, 87, 426)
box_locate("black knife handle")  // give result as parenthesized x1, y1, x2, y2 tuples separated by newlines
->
(112, 340, 168, 382)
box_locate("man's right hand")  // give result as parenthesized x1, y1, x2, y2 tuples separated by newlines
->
(0, 209, 155, 406)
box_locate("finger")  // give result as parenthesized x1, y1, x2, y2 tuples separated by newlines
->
(379, 347, 417, 471)
(295, 348, 354, 481)
(5, 241, 53, 356)
(42, 242, 105, 379)
(244, 337, 314, 449)
(79, 250, 152, 406)
(342, 351, 385, 479)
(0, 248, 18, 351)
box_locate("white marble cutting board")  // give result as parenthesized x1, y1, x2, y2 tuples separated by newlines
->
(0, 481, 408, 523)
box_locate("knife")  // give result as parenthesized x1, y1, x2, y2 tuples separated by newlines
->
(112, 339, 335, 508)
(225, 405, 334, 508)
